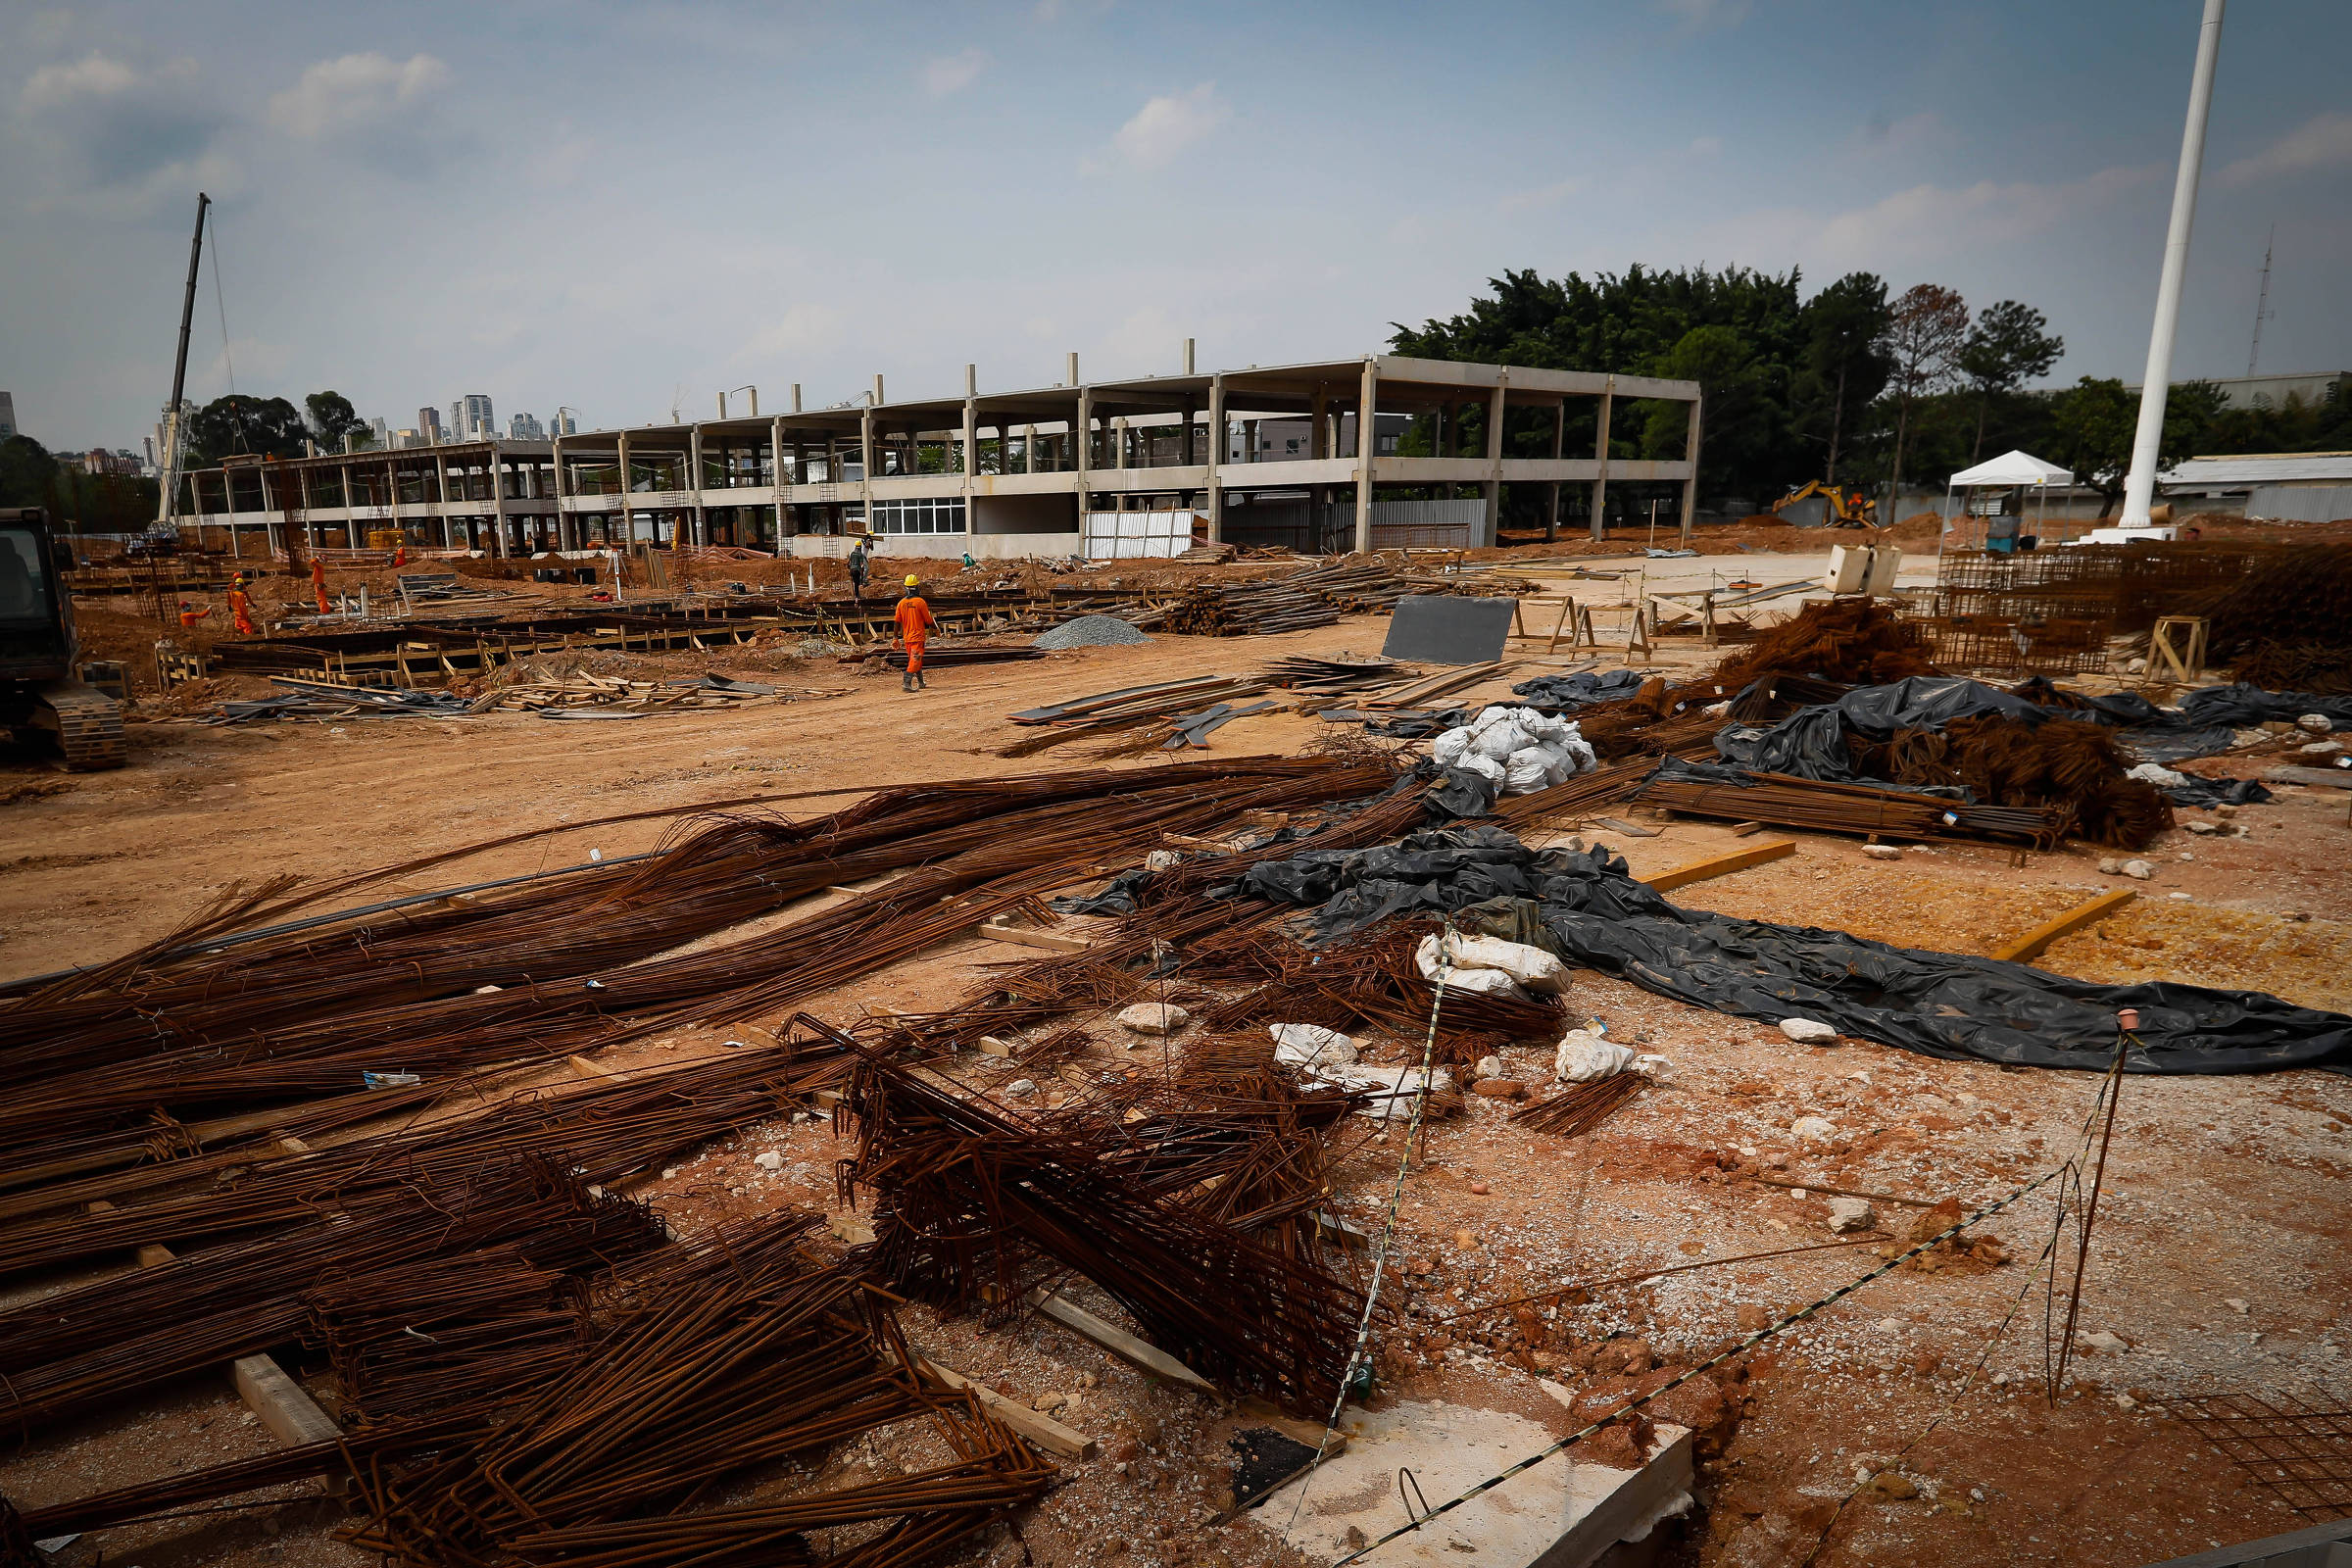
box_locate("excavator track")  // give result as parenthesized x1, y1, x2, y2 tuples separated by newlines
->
(34, 678, 127, 771)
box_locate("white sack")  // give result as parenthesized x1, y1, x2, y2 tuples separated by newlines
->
(1555, 1028, 1635, 1082)
(1269, 1022, 1359, 1070)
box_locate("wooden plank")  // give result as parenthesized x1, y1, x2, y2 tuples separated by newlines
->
(977, 921, 1092, 955)
(1640, 839, 1796, 893)
(1592, 815, 1658, 839)
(233, 1354, 345, 1447)
(2266, 764, 2352, 791)
(1027, 1291, 1218, 1395)
(1989, 887, 2136, 963)
(916, 1359, 1098, 1459)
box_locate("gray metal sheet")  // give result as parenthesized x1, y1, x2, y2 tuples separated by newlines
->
(1380, 595, 1515, 664)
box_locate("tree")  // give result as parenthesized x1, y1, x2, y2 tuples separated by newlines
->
(305, 390, 368, 449)
(1878, 284, 1970, 511)
(1956, 301, 2064, 462)
(1792, 272, 1893, 484)
(1642, 324, 1786, 502)
(0, 435, 61, 511)
(185, 394, 311, 467)
(2050, 376, 2221, 516)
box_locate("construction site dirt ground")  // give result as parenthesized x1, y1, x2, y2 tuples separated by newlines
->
(2, 601, 2348, 1568)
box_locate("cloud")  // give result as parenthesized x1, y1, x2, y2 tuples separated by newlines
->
(268, 53, 449, 138)
(1497, 178, 1586, 213)
(921, 48, 988, 96)
(1093, 82, 1224, 172)
(2220, 111, 2352, 185)
(13, 51, 231, 212)
(1655, 0, 1749, 33)
(20, 52, 138, 112)
(1724, 163, 2164, 270)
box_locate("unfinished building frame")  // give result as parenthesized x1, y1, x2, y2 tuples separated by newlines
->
(176, 355, 1702, 561)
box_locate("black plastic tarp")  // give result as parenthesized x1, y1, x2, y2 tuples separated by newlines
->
(1238, 827, 2350, 1074)
(1510, 669, 1649, 710)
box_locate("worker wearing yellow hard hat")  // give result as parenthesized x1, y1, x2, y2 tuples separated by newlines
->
(894, 575, 936, 692)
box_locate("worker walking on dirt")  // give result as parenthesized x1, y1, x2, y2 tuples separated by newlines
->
(226, 574, 259, 636)
(176, 600, 210, 631)
(847, 541, 868, 602)
(894, 575, 936, 693)
(311, 556, 331, 614)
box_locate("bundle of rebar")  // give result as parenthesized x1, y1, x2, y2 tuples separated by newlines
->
(353, 1211, 1053, 1568)
(0, 759, 1382, 1192)
(844, 1053, 1369, 1416)
(1848, 712, 2173, 849)
(1636, 764, 2065, 849)
(1511, 1073, 1645, 1137)
(1257, 653, 1407, 692)
(0, 1157, 662, 1441)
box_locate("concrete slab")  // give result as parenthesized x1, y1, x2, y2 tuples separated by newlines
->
(1246, 1399, 1690, 1568)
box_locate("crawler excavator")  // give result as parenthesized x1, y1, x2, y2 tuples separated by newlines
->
(1770, 480, 1879, 528)
(0, 508, 126, 769)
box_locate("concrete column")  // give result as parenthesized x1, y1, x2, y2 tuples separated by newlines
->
(1544, 398, 1565, 543)
(1590, 379, 1615, 543)
(615, 431, 633, 547)
(962, 364, 978, 495)
(858, 406, 875, 534)
(1114, 416, 1128, 469)
(1074, 386, 1092, 520)
(688, 426, 706, 546)
(1204, 374, 1225, 542)
(1024, 425, 1037, 475)
(1680, 394, 1704, 545)
(551, 435, 568, 551)
(488, 438, 510, 557)
(1353, 358, 1378, 555)
(1309, 386, 1328, 460)
(1482, 374, 1507, 548)
(296, 466, 320, 551)
(385, 457, 402, 550)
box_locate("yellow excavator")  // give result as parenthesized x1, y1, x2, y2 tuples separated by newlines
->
(1771, 480, 1879, 529)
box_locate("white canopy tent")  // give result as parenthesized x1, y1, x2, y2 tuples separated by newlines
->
(1942, 450, 2076, 559)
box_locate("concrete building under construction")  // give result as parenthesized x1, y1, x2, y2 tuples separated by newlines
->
(174, 353, 1702, 560)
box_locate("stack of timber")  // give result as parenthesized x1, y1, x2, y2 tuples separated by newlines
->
(480, 671, 785, 716)
(1002, 674, 1271, 756)
(846, 643, 1047, 670)
(1257, 654, 1409, 693)
(206, 676, 476, 724)
(1164, 580, 1339, 635)
(1356, 661, 1512, 709)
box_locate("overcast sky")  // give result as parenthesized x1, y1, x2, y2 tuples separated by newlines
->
(5, 0, 2348, 449)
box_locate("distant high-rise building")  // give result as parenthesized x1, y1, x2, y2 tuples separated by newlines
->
(509, 411, 546, 440)
(461, 394, 494, 440)
(368, 416, 390, 449)
(142, 435, 158, 470)
(419, 407, 443, 442)
(0, 391, 17, 443)
(552, 409, 578, 436)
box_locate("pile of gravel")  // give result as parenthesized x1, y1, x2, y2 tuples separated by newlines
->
(1032, 613, 1152, 650)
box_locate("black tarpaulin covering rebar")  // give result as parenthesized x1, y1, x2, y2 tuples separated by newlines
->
(1237, 828, 2352, 1075)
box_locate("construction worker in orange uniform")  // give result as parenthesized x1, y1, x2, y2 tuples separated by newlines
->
(177, 601, 211, 631)
(227, 574, 259, 636)
(894, 574, 936, 693)
(391, 543, 408, 567)
(311, 556, 331, 614)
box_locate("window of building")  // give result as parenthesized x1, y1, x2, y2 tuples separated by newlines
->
(871, 497, 966, 535)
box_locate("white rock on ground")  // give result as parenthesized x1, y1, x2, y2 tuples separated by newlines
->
(1791, 1115, 1838, 1144)
(1117, 1002, 1189, 1036)
(2098, 857, 2123, 875)
(1828, 1197, 1877, 1233)
(2120, 859, 2155, 880)
(753, 1151, 784, 1171)
(1474, 1054, 1506, 1083)
(2298, 713, 2334, 733)
(1004, 1078, 1038, 1099)
(2299, 740, 2344, 757)
(1863, 845, 1902, 860)
(2080, 1330, 2131, 1354)
(2185, 820, 2219, 834)
(1269, 1023, 1358, 1070)
(1554, 1030, 1635, 1082)
(1780, 1018, 1839, 1045)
